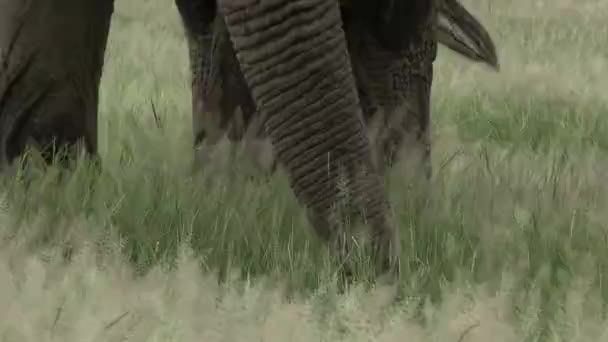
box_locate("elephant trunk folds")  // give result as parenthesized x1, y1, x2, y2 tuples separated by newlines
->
(221, 0, 400, 274)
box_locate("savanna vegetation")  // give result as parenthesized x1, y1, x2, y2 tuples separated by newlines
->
(1, 0, 607, 340)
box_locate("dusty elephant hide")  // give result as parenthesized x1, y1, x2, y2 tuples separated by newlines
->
(186, 0, 498, 178)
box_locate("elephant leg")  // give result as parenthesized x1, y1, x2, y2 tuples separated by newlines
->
(346, 16, 436, 182)
(219, 0, 401, 279)
(176, 0, 259, 172)
(175, 0, 228, 169)
(218, 16, 258, 148)
(0, 0, 114, 170)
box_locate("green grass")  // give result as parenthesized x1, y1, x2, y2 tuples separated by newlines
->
(1, 0, 608, 340)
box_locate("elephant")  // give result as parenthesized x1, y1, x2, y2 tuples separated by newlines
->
(0, 0, 495, 283)
(346, 0, 500, 177)
(184, 0, 499, 178)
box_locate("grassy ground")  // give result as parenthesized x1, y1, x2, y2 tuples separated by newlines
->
(1, 0, 608, 340)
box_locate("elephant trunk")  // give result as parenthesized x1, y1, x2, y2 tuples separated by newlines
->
(220, 0, 400, 274)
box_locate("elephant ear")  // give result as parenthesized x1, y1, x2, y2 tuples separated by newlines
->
(351, 0, 434, 52)
(436, 0, 500, 70)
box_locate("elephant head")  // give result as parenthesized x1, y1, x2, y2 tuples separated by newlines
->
(181, 0, 499, 179)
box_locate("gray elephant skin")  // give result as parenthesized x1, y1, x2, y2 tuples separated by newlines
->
(187, 0, 499, 178)
(0, 0, 498, 282)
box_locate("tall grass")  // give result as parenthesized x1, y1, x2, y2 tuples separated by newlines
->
(1, 0, 607, 340)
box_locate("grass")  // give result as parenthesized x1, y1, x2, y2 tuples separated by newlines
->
(1, 0, 608, 340)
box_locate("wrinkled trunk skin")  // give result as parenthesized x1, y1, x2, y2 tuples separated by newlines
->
(0, 0, 113, 168)
(176, 0, 258, 170)
(346, 4, 436, 180)
(219, 0, 400, 278)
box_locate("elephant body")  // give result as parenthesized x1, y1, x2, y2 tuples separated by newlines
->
(0, 0, 498, 283)
(186, 0, 498, 177)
